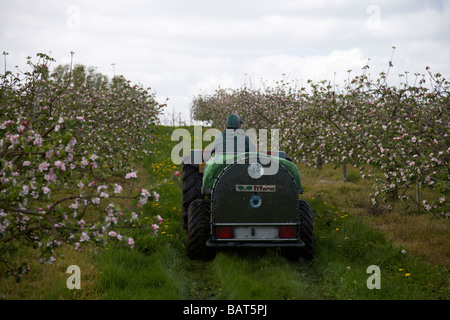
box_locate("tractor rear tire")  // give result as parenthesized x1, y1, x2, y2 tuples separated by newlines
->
(182, 163, 203, 230)
(187, 199, 216, 260)
(281, 199, 314, 261)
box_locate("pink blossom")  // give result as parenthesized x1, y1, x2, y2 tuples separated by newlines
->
(157, 215, 163, 224)
(9, 134, 20, 145)
(0, 120, 14, 129)
(17, 124, 25, 133)
(81, 157, 89, 167)
(125, 171, 137, 179)
(97, 185, 107, 193)
(153, 191, 160, 202)
(44, 169, 57, 183)
(69, 201, 79, 209)
(54, 160, 66, 171)
(174, 171, 180, 177)
(114, 184, 123, 194)
(80, 232, 90, 242)
(140, 189, 150, 197)
(22, 185, 30, 195)
(108, 231, 117, 237)
(128, 237, 135, 248)
(100, 192, 109, 198)
(33, 134, 43, 146)
(68, 137, 77, 147)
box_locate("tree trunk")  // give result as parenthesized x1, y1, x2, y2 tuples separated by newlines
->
(343, 163, 348, 183)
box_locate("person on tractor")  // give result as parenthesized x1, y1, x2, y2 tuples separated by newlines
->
(211, 114, 255, 155)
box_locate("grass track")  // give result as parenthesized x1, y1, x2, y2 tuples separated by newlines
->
(1, 125, 448, 300)
(97, 126, 449, 300)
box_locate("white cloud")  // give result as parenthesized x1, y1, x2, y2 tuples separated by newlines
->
(1, 0, 449, 123)
(244, 48, 368, 85)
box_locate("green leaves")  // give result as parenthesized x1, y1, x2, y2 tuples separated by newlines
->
(191, 65, 449, 216)
(0, 53, 165, 273)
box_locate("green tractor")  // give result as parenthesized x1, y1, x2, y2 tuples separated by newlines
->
(182, 150, 314, 261)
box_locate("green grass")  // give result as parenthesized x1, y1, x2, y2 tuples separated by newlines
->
(95, 126, 449, 300)
(306, 198, 448, 299)
(207, 197, 448, 300)
(212, 251, 314, 299)
(2, 125, 448, 300)
(97, 245, 184, 299)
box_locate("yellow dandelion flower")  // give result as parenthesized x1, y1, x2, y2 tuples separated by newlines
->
(405, 273, 411, 277)
(336, 228, 340, 231)
(398, 268, 404, 272)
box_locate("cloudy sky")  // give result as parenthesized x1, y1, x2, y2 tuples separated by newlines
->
(1, 0, 449, 124)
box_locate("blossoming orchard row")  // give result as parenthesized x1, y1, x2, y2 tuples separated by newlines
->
(0, 53, 166, 277)
(191, 65, 449, 216)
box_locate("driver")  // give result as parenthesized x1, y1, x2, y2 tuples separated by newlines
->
(211, 114, 255, 155)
